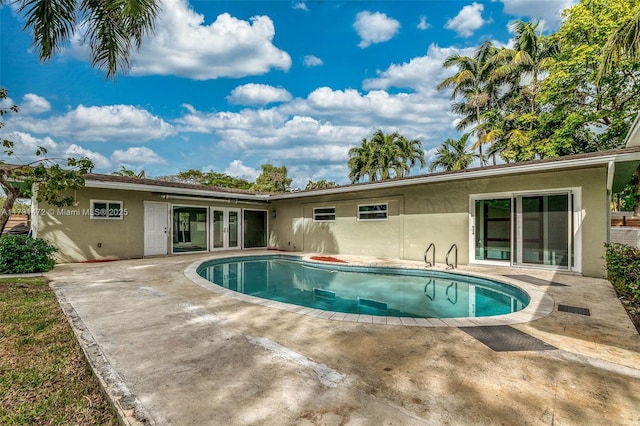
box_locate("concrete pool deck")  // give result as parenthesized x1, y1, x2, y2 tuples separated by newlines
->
(46, 251, 640, 425)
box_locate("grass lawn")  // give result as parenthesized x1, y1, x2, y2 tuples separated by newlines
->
(0, 277, 118, 425)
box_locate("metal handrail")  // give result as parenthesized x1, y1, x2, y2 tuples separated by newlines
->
(424, 243, 435, 267)
(445, 243, 457, 270)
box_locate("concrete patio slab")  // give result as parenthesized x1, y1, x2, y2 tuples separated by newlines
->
(47, 251, 640, 425)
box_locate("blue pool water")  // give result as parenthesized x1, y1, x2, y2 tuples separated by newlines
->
(197, 255, 530, 319)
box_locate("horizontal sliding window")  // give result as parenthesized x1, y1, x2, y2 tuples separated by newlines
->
(358, 203, 388, 221)
(313, 207, 336, 222)
(90, 200, 125, 220)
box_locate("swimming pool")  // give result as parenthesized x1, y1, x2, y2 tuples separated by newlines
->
(196, 255, 530, 319)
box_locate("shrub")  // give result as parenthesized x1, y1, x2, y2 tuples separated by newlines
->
(604, 242, 640, 300)
(0, 235, 58, 273)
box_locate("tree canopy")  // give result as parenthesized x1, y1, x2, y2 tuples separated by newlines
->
(348, 130, 425, 183)
(252, 164, 292, 193)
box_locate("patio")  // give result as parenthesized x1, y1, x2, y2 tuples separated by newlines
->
(47, 251, 640, 425)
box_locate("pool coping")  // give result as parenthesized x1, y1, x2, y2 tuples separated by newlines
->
(183, 252, 555, 327)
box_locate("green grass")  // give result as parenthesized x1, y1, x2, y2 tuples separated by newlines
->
(0, 277, 118, 425)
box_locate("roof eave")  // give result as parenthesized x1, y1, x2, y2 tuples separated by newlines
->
(270, 150, 640, 200)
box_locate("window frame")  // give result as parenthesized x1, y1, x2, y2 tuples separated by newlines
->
(357, 203, 388, 221)
(90, 200, 125, 220)
(313, 206, 336, 222)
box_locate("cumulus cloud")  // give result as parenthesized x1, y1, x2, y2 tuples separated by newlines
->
(363, 44, 476, 93)
(20, 94, 51, 114)
(0, 131, 111, 169)
(499, 0, 576, 30)
(227, 83, 292, 106)
(303, 55, 324, 67)
(353, 11, 401, 48)
(65, 144, 112, 168)
(111, 147, 166, 165)
(224, 160, 259, 180)
(445, 2, 487, 37)
(70, 0, 291, 80)
(14, 105, 174, 143)
(417, 16, 431, 30)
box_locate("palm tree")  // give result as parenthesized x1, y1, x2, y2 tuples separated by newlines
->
(11, 0, 160, 79)
(437, 40, 500, 166)
(428, 134, 477, 172)
(394, 135, 426, 178)
(599, 8, 640, 80)
(348, 130, 425, 183)
(491, 21, 559, 121)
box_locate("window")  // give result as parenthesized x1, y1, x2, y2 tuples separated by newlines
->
(313, 207, 336, 222)
(90, 200, 125, 220)
(358, 203, 388, 221)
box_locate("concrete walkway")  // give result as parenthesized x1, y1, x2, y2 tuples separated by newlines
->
(47, 251, 640, 425)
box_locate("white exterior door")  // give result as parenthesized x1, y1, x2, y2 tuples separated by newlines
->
(144, 202, 168, 256)
(212, 208, 241, 250)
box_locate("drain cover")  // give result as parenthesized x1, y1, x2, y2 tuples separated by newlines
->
(503, 275, 568, 287)
(460, 325, 557, 352)
(557, 304, 590, 316)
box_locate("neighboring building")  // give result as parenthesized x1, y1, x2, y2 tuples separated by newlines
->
(29, 144, 640, 278)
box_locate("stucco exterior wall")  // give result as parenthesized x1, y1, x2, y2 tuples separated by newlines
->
(37, 187, 267, 263)
(270, 166, 608, 277)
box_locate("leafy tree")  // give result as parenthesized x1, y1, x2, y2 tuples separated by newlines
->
(348, 130, 424, 183)
(252, 164, 292, 193)
(9, 0, 160, 79)
(599, 3, 640, 79)
(305, 179, 336, 190)
(437, 41, 500, 166)
(0, 88, 94, 234)
(428, 134, 477, 172)
(112, 166, 146, 178)
(542, 0, 640, 154)
(157, 169, 252, 189)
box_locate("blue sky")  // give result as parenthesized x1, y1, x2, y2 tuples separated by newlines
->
(0, 0, 576, 187)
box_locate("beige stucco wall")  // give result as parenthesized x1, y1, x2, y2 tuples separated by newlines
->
(270, 166, 609, 277)
(37, 187, 268, 263)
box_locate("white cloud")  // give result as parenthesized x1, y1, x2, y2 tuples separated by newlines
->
(224, 160, 259, 180)
(499, 0, 576, 29)
(417, 16, 431, 30)
(65, 144, 112, 169)
(363, 44, 476, 93)
(353, 11, 401, 48)
(111, 147, 166, 165)
(69, 0, 292, 80)
(20, 94, 51, 114)
(227, 84, 292, 106)
(303, 55, 324, 67)
(445, 2, 487, 37)
(130, 1, 291, 79)
(293, 1, 308, 11)
(14, 105, 174, 142)
(0, 131, 111, 169)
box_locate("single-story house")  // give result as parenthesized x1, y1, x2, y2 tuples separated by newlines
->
(29, 121, 640, 278)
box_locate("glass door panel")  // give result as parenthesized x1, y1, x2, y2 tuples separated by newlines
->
(474, 199, 511, 262)
(228, 210, 239, 248)
(213, 210, 224, 249)
(517, 194, 569, 268)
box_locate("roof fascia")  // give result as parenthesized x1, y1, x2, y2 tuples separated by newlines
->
(270, 150, 640, 200)
(84, 180, 271, 202)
